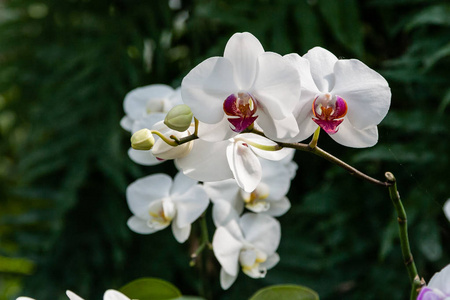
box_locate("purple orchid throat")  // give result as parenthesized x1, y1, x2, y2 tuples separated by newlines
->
(223, 92, 258, 132)
(312, 94, 348, 134)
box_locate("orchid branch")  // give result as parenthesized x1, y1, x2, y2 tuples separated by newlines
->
(190, 214, 213, 299)
(385, 172, 419, 286)
(154, 127, 392, 187)
(277, 140, 391, 187)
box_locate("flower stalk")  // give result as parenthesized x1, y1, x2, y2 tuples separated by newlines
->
(151, 130, 179, 147)
(153, 127, 392, 187)
(385, 172, 419, 297)
(190, 214, 211, 267)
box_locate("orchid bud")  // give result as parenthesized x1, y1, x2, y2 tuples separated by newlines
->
(131, 128, 155, 150)
(164, 104, 193, 132)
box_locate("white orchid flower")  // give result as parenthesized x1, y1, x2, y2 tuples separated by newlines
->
(285, 47, 391, 148)
(120, 84, 182, 132)
(176, 133, 292, 193)
(181, 32, 301, 142)
(417, 264, 450, 299)
(444, 199, 450, 222)
(126, 172, 209, 243)
(17, 289, 130, 300)
(204, 158, 295, 216)
(212, 200, 281, 289)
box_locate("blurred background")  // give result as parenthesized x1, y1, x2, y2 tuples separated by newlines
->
(0, 0, 449, 299)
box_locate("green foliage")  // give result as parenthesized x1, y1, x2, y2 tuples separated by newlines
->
(0, 0, 449, 300)
(250, 284, 319, 300)
(120, 278, 181, 300)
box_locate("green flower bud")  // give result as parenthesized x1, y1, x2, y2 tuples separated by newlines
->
(164, 104, 193, 132)
(131, 128, 155, 150)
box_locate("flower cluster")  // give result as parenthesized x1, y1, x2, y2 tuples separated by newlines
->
(121, 32, 391, 290)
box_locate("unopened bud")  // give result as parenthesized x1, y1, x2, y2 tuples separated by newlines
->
(164, 104, 193, 132)
(131, 128, 155, 150)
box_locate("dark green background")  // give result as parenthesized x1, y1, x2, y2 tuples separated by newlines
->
(0, 0, 449, 299)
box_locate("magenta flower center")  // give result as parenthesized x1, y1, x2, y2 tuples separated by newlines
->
(312, 93, 348, 134)
(223, 92, 258, 132)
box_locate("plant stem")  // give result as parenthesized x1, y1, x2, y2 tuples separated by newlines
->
(190, 214, 212, 299)
(410, 277, 424, 300)
(278, 141, 391, 187)
(385, 172, 419, 289)
(158, 128, 391, 187)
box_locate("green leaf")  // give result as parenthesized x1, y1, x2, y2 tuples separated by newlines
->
(405, 4, 450, 31)
(250, 284, 319, 300)
(119, 278, 182, 300)
(175, 297, 206, 300)
(438, 88, 450, 113)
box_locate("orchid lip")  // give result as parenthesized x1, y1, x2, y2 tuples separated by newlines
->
(312, 93, 348, 134)
(223, 92, 258, 132)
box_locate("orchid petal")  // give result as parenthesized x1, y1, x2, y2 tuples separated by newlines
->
(126, 174, 172, 218)
(127, 216, 162, 234)
(332, 59, 391, 130)
(227, 140, 262, 193)
(171, 223, 191, 243)
(173, 185, 209, 228)
(204, 179, 244, 214)
(66, 291, 85, 300)
(124, 84, 174, 120)
(131, 113, 166, 133)
(170, 172, 198, 196)
(176, 139, 233, 182)
(220, 268, 238, 290)
(168, 87, 183, 106)
(283, 53, 321, 142)
(237, 133, 293, 161)
(444, 200, 450, 222)
(260, 159, 292, 201)
(212, 227, 243, 276)
(103, 290, 131, 300)
(120, 116, 134, 132)
(284, 53, 319, 94)
(428, 264, 450, 294)
(181, 57, 238, 124)
(329, 121, 379, 148)
(292, 105, 318, 143)
(197, 117, 237, 142)
(212, 199, 242, 230)
(240, 213, 281, 255)
(417, 287, 444, 300)
(261, 253, 280, 270)
(128, 148, 162, 166)
(303, 47, 338, 92)
(152, 140, 192, 160)
(239, 249, 257, 267)
(266, 197, 291, 217)
(252, 52, 301, 120)
(224, 32, 264, 90)
(255, 112, 299, 142)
